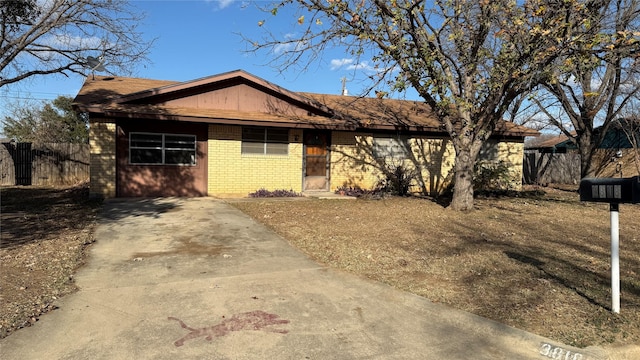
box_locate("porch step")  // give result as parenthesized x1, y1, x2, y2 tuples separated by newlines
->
(302, 191, 357, 200)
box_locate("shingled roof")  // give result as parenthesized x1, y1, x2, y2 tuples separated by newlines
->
(73, 70, 538, 137)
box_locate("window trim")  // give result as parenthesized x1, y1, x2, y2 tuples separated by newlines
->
(241, 127, 289, 156)
(129, 132, 197, 166)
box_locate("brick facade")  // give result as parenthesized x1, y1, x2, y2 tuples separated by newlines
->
(330, 131, 380, 190)
(497, 141, 525, 189)
(329, 131, 458, 195)
(207, 125, 304, 197)
(330, 131, 523, 195)
(89, 119, 116, 198)
(90, 121, 525, 198)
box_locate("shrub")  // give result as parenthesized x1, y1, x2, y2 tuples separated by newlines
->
(473, 160, 514, 192)
(335, 164, 416, 198)
(248, 188, 301, 198)
(335, 185, 367, 197)
(334, 185, 388, 199)
(377, 164, 416, 196)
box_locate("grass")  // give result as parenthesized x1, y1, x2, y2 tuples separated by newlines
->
(231, 187, 640, 348)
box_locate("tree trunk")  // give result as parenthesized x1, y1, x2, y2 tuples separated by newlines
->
(580, 147, 596, 178)
(577, 131, 596, 178)
(449, 147, 476, 211)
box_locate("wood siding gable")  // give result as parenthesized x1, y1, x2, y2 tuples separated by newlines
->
(114, 70, 333, 120)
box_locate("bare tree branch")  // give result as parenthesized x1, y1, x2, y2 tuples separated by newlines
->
(0, 0, 154, 88)
(535, 0, 640, 177)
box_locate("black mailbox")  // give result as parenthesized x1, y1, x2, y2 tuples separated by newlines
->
(579, 176, 640, 204)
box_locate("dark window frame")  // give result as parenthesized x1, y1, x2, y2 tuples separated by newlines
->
(129, 132, 197, 166)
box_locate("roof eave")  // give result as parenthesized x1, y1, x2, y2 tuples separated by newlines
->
(83, 105, 534, 137)
(82, 107, 358, 131)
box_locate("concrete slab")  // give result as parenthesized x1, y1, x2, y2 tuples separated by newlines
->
(303, 191, 357, 200)
(0, 198, 627, 359)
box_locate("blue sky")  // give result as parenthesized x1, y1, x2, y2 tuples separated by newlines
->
(0, 0, 399, 129)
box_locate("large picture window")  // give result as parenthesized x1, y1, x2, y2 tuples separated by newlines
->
(241, 127, 289, 155)
(130, 132, 197, 165)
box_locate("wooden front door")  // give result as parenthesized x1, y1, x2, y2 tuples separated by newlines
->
(304, 131, 330, 191)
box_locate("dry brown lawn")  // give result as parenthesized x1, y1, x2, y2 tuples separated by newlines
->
(0, 185, 100, 338)
(1, 185, 638, 350)
(231, 187, 640, 348)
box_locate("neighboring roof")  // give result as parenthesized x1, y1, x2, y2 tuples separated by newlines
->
(526, 133, 575, 150)
(527, 121, 640, 150)
(73, 70, 538, 137)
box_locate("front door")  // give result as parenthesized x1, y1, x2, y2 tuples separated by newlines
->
(304, 131, 330, 191)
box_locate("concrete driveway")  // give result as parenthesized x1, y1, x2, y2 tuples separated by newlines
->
(0, 198, 622, 359)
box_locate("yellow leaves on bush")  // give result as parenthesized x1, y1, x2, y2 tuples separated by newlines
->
(298, 15, 305, 25)
(529, 26, 552, 37)
(533, 5, 546, 16)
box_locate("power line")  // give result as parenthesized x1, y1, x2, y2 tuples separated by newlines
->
(0, 94, 71, 100)
(0, 93, 75, 101)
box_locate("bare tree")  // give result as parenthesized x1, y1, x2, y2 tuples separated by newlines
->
(0, 0, 152, 88)
(618, 112, 640, 175)
(248, 0, 591, 210)
(534, 0, 640, 178)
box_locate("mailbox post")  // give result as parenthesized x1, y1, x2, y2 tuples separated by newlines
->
(579, 176, 640, 313)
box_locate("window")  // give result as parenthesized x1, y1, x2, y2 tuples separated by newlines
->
(373, 135, 410, 161)
(479, 140, 499, 161)
(130, 132, 196, 165)
(241, 127, 289, 155)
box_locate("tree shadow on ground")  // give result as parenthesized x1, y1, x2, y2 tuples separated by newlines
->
(441, 211, 640, 314)
(98, 198, 180, 222)
(0, 185, 101, 250)
(504, 251, 608, 309)
(0, 185, 182, 250)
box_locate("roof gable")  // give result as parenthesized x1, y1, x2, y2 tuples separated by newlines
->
(75, 70, 335, 118)
(114, 70, 334, 117)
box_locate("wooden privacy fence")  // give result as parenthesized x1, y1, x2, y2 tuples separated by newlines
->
(0, 142, 89, 186)
(523, 151, 581, 185)
(523, 149, 639, 185)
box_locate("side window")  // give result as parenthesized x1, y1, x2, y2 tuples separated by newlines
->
(479, 140, 499, 161)
(241, 127, 289, 155)
(373, 135, 410, 161)
(130, 133, 196, 165)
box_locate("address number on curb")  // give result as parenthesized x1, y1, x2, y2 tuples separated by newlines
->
(539, 343, 583, 360)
